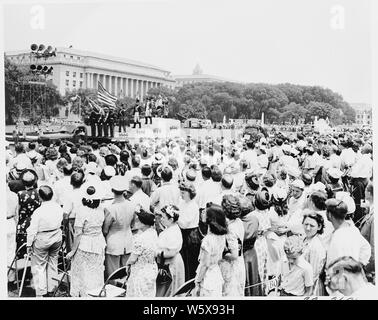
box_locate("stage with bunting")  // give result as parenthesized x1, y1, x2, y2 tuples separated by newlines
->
(112, 118, 244, 142)
(112, 118, 181, 141)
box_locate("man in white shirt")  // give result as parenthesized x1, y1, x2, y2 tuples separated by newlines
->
(150, 166, 181, 215)
(349, 144, 373, 226)
(26, 186, 63, 297)
(129, 176, 151, 212)
(325, 198, 371, 268)
(9, 143, 32, 170)
(208, 174, 235, 206)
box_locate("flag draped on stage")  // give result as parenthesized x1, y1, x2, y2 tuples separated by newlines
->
(97, 81, 117, 109)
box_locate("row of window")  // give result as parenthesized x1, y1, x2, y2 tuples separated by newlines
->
(66, 80, 83, 88)
(356, 114, 371, 119)
(63, 55, 81, 61)
(66, 71, 83, 78)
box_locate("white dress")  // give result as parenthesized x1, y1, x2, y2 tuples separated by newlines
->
(196, 233, 226, 297)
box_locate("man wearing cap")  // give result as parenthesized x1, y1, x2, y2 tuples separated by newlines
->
(326, 168, 344, 198)
(129, 176, 151, 212)
(103, 175, 135, 278)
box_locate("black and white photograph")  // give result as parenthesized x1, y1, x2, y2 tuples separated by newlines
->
(2, 0, 377, 301)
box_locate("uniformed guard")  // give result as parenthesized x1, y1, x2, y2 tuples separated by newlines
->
(89, 109, 98, 137)
(118, 105, 127, 133)
(145, 97, 152, 125)
(133, 98, 141, 129)
(107, 108, 115, 138)
(97, 109, 104, 137)
(102, 107, 110, 137)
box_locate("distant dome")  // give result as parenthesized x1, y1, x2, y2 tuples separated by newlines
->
(192, 63, 203, 75)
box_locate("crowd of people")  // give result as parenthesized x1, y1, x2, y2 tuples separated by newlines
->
(5, 125, 376, 298)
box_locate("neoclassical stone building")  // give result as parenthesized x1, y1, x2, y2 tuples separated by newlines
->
(6, 47, 176, 99)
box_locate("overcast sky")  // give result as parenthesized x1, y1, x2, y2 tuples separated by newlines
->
(2, 0, 372, 104)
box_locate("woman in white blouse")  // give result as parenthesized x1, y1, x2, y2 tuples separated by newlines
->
(156, 205, 185, 297)
(302, 210, 327, 296)
(178, 182, 201, 282)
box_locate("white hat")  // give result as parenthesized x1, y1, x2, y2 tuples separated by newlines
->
(327, 167, 343, 179)
(291, 179, 305, 190)
(83, 184, 104, 200)
(109, 175, 129, 192)
(86, 162, 98, 175)
(15, 160, 28, 171)
(308, 182, 327, 194)
(103, 165, 116, 178)
(335, 191, 356, 214)
(287, 166, 301, 179)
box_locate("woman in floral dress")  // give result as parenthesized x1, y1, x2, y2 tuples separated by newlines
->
(250, 189, 272, 295)
(193, 204, 227, 297)
(218, 194, 246, 297)
(126, 208, 158, 297)
(16, 170, 41, 258)
(67, 185, 106, 297)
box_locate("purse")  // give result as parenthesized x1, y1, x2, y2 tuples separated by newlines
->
(156, 252, 172, 285)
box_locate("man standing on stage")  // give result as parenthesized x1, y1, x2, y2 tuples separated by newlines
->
(102, 107, 110, 137)
(97, 109, 104, 137)
(107, 108, 115, 138)
(118, 105, 127, 133)
(145, 97, 152, 125)
(89, 108, 98, 138)
(133, 98, 142, 129)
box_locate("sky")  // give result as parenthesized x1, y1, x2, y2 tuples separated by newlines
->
(2, 0, 373, 104)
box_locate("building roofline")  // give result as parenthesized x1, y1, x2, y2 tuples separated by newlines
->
(5, 47, 171, 74)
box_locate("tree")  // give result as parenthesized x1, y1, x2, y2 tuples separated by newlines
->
(280, 102, 307, 124)
(305, 101, 336, 123)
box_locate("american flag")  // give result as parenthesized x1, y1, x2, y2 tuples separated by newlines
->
(88, 97, 104, 114)
(97, 81, 117, 109)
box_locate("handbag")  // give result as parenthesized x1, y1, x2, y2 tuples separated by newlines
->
(156, 252, 172, 285)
